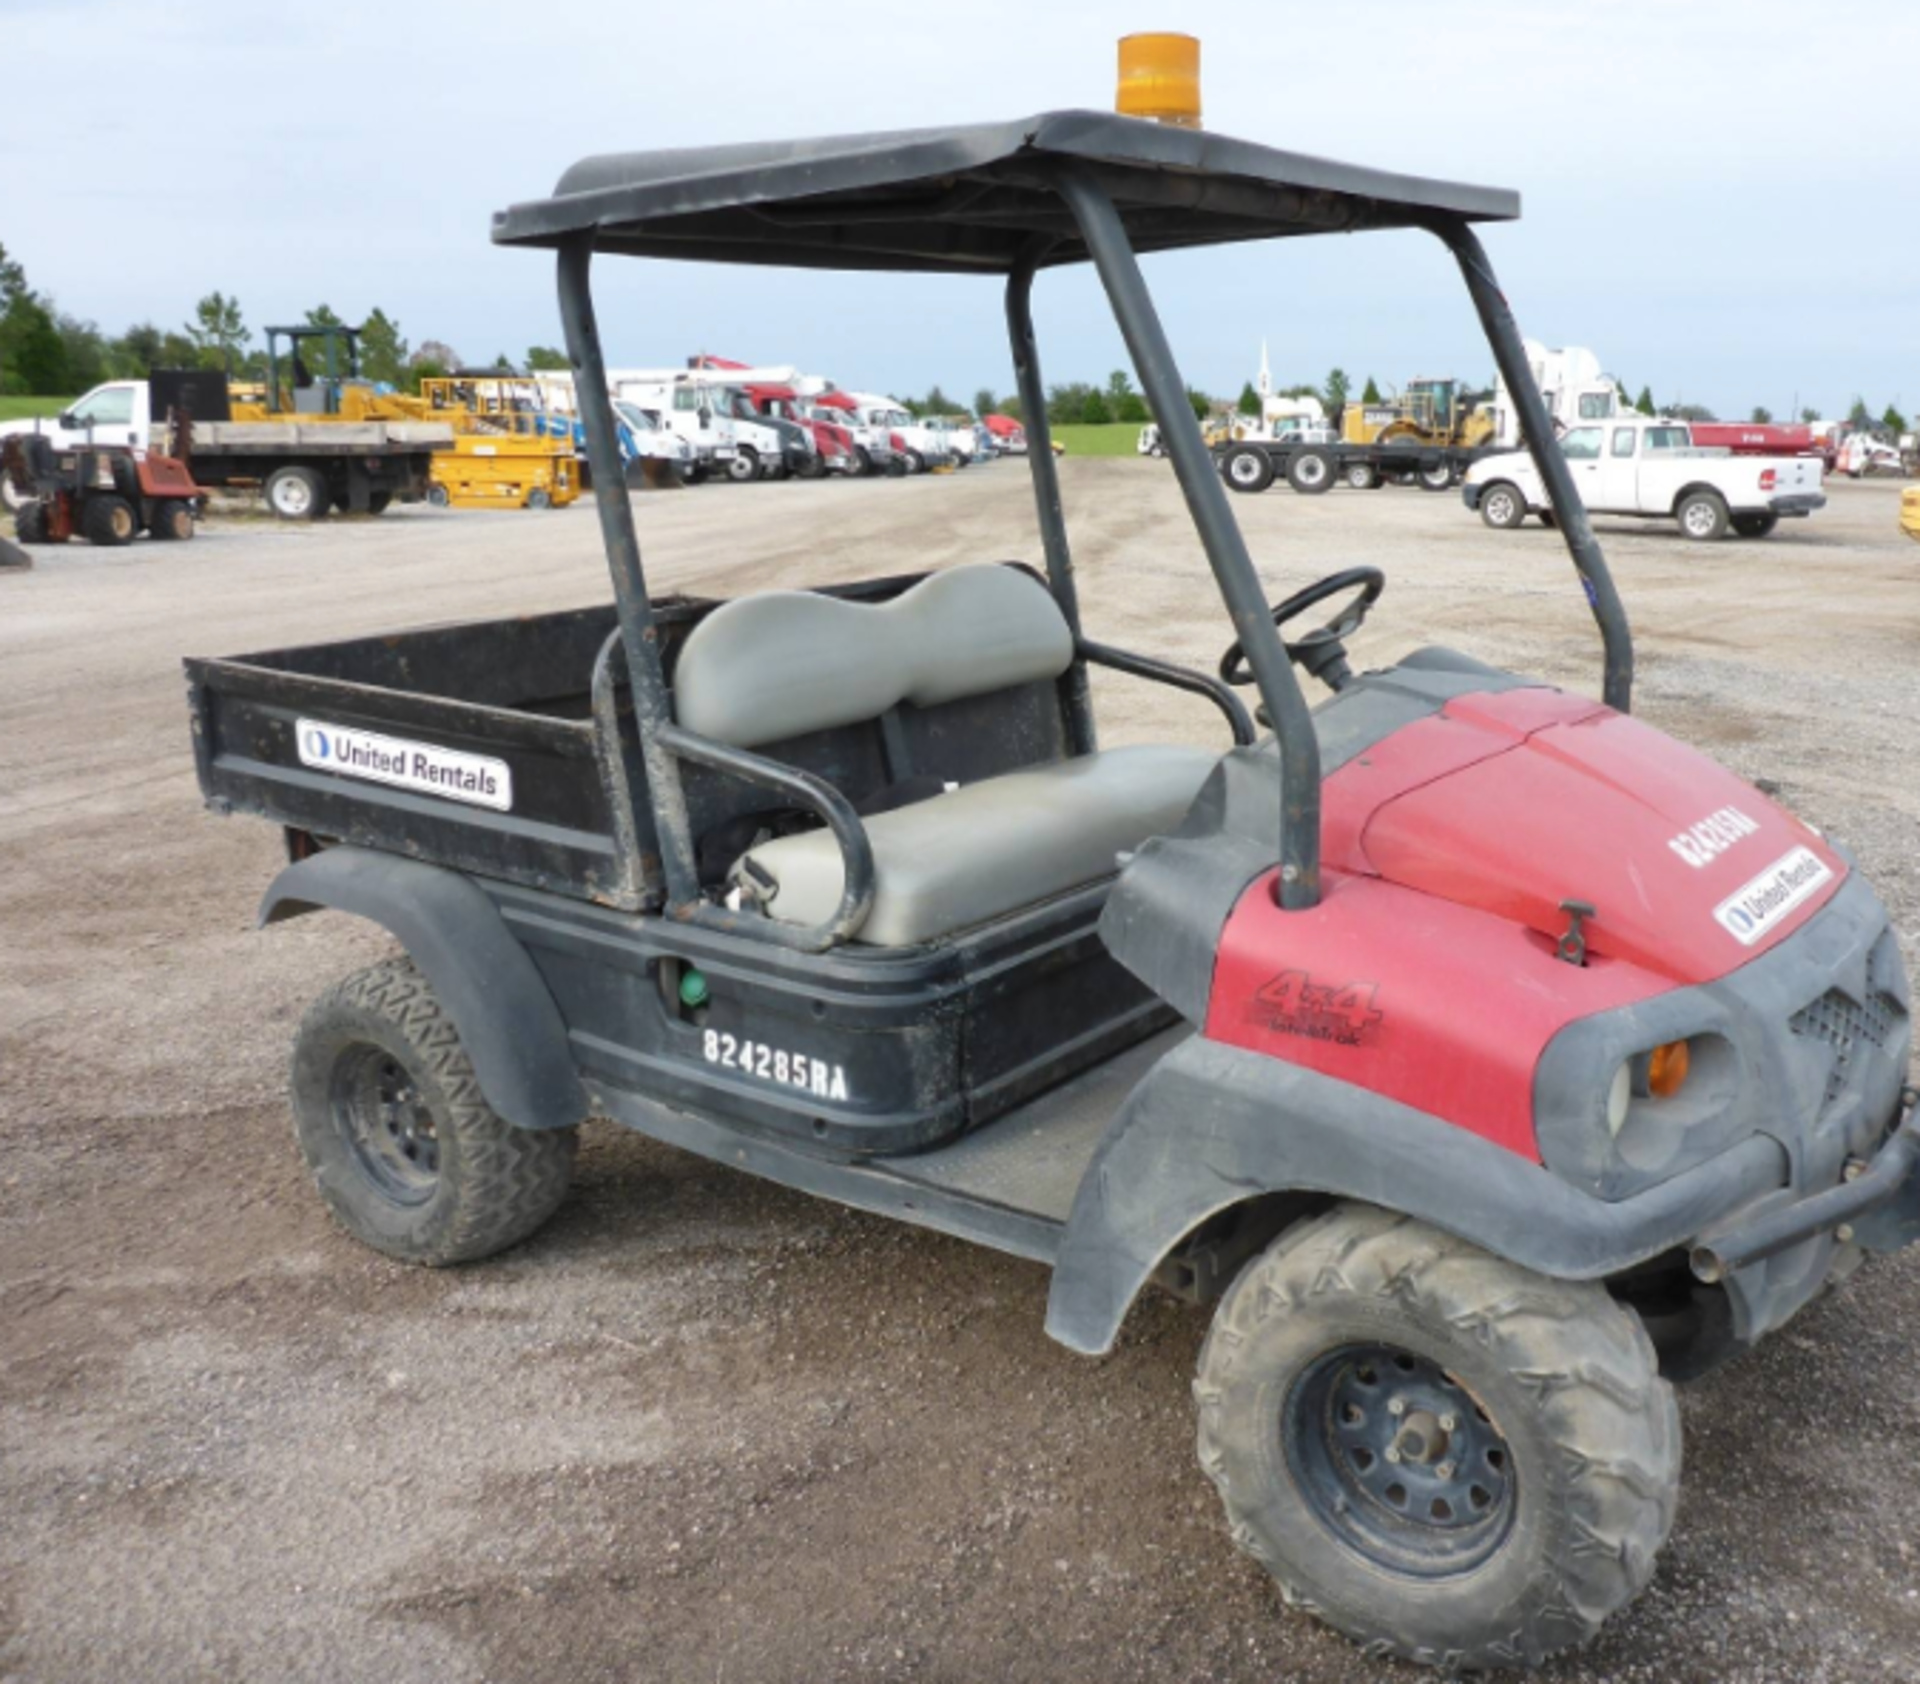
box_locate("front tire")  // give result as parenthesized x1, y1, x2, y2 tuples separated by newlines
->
(1286, 447, 1335, 495)
(264, 465, 329, 520)
(1223, 445, 1275, 494)
(1479, 481, 1528, 529)
(291, 959, 577, 1266)
(16, 500, 52, 544)
(726, 448, 759, 484)
(150, 499, 194, 541)
(1196, 1205, 1678, 1671)
(1344, 461, 1378, 491)
(1678, 489, 1730, 541)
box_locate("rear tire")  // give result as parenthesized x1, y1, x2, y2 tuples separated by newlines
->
(1286, 447, 1335, 495)
(150, 499, 194, 541)
(1344, 461, 1378, 491)
(1420, 461, 1458, 491)
(1223, 446, 1275, 494)
(527, 487, 553, 510)
(1196, 1204, 1678, 1671)
(1677, 489, 1730, 541)
(291, 958, 577, 1266)
(1732, 510, 1778, 539)
(264, 465, 329, 520)
(1479, 481, 1527, 529)
(367, 490, 393, 514)
(83, 493, 136, 546)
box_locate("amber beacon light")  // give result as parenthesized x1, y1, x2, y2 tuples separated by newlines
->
(1115, 33, 1202, 129)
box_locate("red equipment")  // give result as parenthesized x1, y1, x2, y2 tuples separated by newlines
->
(4, 435, 204, 547)
(1687, 422, 1824, 461)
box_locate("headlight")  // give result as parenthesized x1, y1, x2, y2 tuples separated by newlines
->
(1538, 1018, 1742, 1200)
(1606, 1063, 1631, 1138)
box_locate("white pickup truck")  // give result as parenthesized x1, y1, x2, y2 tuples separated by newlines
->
(1463, 416, 1826, 540)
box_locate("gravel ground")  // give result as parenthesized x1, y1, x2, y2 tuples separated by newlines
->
(2, 464, 1917, 1683)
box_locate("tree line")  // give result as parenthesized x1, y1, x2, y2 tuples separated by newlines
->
(0, 240, 535, 398)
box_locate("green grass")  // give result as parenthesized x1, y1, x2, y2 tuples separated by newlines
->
(0, 395, 74, 422)
(1051, 422, 1149, 457)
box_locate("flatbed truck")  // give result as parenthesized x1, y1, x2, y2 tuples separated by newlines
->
(1216, 433, 1495, 495)
(0, 371, 449, 519)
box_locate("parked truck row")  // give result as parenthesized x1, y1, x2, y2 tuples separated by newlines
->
(2, 329, 1033, 534)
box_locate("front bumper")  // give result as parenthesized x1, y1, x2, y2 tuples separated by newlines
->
(1769, 492, 1827, 517)
(1693, 1088, 1919, 1281)
(1460, 483, 1485, 511)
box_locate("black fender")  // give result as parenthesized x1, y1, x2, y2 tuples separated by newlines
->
(260, 846, 589, 1132)
(1043, 1034, 1785, 1356)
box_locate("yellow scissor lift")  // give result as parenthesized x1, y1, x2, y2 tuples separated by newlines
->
(413, 376, 581, 510)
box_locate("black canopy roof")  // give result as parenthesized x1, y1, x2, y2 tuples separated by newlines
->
(491, 110, 1519, 275)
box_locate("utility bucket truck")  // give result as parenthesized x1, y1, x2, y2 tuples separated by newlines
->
(184, 39, 1918, 1674)
(605, 369, 748, 482)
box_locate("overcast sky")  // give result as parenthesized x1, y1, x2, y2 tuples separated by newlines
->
(5, 0, 1913, 420)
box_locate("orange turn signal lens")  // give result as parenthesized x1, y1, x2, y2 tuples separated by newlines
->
(1116, 33, 1202, 129)
(1647, 1040, 1691, 1099)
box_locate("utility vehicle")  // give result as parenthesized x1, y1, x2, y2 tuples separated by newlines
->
(186, 99, 1919, 1672)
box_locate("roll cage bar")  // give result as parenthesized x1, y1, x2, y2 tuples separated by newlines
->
(504, 118, 1631, 922)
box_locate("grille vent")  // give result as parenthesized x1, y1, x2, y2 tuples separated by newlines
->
(1788, 988, 1903, 1112)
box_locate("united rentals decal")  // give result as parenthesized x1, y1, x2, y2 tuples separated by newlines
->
(295, 719, 513, 812)
(1712, 847, 1832, 946)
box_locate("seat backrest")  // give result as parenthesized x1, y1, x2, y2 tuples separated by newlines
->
(672, 564, 1073, 749)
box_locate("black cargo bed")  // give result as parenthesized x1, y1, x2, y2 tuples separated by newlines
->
(186, 574, 941, 911)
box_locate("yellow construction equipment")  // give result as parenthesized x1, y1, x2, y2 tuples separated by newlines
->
(1901, 485, 1920, 543)
(1342, 377, 1495, 450)
(232, 326, 578, 510)
(411, 376, 581, 510)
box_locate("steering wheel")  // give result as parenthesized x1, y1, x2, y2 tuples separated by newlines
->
(1217, 566, 1385, 693)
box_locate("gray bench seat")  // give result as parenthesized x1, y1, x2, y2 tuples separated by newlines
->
(671, 563, 1219, 947)
(739, 743, 1218, 946)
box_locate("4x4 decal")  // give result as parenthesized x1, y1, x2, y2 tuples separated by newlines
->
(1249, 971, 1385, 1047)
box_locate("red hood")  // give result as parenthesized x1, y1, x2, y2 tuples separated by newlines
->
(1333, 689, 1844, 985)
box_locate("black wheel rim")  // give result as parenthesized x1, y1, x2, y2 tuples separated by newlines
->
(1284, 1342, 1516, 1577)
(330, 1044, 441, 1205)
